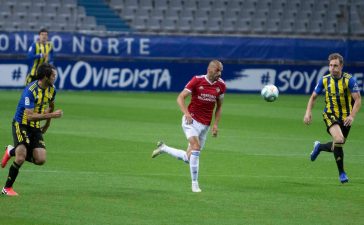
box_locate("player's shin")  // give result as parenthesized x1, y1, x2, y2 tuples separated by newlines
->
(189, 150, 200, 182)
(333, 143, 344, 174)
(163, 145, 189, 163)
(5, 162, 21, 188)
(319, 142, 333, 152)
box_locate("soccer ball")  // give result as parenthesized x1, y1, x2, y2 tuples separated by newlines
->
(261, 84, 279, 102)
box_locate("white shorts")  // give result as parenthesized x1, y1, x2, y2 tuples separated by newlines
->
(181, 115, 210, 150)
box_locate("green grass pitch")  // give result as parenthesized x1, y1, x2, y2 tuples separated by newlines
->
(0, 90, 363, 225)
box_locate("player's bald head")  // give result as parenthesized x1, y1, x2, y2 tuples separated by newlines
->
(209, 60, 223, 70)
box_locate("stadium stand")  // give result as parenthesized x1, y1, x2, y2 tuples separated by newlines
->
(0, 0, 127, 32)
(0, 0, 363, 37)
(107, 0, 364, 37)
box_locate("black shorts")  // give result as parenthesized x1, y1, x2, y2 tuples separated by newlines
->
(12, 120, 46, 151)
(322, 112, 351, 138)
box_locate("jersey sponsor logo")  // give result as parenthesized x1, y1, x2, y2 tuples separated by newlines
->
(197, 93, 216, 102)
(199, 86, 204, 90)
(216, 87, 220, 93)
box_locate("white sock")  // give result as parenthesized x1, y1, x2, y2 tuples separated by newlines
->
(189, 150, 200, 182)
(7, 145, 15, 156)
(162, 145, 189, 163)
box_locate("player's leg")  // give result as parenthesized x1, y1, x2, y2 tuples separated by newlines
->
(317, 142, 333, 152)
(1, 145, 15, 168)
(151, 141, 189, 163)
(2, 144, 27, 196)
(312, 113, 339, 161)
(187, 136, 201, 192)
(152, 115, 194, 162)
(187, 120, 210, 192)
(2, 122, 29, 196)
(329, 124, 348, 183)
(31, 130, 47, 165)
(32, 148, 46, 165)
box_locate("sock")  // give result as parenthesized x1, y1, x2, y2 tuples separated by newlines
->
(333, 143, 344, 174)
(8, 145, 15, 157)
(318, 142, 333, 152)
(162, 145, 189, 163)
(189, 150, 200, 182)
(5, 162, 21, 188)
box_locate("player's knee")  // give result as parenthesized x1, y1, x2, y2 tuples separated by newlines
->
(34, 158, 46, 165)
(191, 143, 200, 151)
(15, 146, 27, 164)
(334, 136, 345, 145)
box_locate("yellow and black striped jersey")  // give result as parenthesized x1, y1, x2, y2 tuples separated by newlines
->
(14, 81, 56, 128)
(27, 41, 54, 76)
(314, 72, 360, 121)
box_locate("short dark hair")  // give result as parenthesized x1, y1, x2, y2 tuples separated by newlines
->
(328, 53, 344, 65)
(37, 63, 54, 80)
(39, 28, 48, 34)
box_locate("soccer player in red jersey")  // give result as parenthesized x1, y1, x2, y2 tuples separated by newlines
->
(152, 60, 226, 192)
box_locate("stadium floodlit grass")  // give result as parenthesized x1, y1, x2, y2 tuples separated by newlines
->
(0, 90, 363, 225)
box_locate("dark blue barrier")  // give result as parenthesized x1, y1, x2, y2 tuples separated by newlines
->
(0, 32, 363, 63)
(1, 59, 363, 94)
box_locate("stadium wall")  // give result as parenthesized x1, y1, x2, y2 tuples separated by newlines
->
(0, 32, 363, 94)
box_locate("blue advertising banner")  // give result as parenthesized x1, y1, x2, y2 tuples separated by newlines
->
(0, 59, 363, 94)
(0, 32, 363, 62)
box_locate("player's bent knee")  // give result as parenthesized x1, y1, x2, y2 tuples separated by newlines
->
(33, 158, 46, 165)
(189, 142, 200, 151)
(334, 137, 345, 145)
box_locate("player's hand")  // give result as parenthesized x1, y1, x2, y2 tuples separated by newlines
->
(344, 115, 354, 127)
(212, 124, 218, 137)
(185, 113, 193, 124)
(52, 109, 63, 118)
(303, 113, 312, 125)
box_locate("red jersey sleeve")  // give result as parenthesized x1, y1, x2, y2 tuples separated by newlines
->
(185, 76, 198, 92)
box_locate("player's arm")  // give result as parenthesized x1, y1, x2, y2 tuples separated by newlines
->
(41, 101, 55, 134)
(25, 107, 63, 121)
(47, 44, 54, 65)
(344, 92, 361, 126)
(212, 95, 224, 137)
(304, 78, 323, 125)
(304, 92, 318, 125)
(177, 89, 192, 124)
(27, 43, 44, 60)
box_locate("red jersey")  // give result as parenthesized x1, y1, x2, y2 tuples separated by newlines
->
(185, 75, 226, 125)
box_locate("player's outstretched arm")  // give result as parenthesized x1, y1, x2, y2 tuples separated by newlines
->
(304, 92, 318, 125)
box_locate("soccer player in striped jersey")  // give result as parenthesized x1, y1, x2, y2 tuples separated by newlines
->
(1, 63, 63, 196)
(304, 53, 361, 183)
(152, 60, 226, 192)
(25, 28, 54, 85)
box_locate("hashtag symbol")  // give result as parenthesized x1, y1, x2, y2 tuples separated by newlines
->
(261, 72, 270, 85)
(12, 67, 22, 81)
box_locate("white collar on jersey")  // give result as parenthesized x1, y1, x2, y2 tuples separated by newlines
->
(204, 75, 217, 85)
